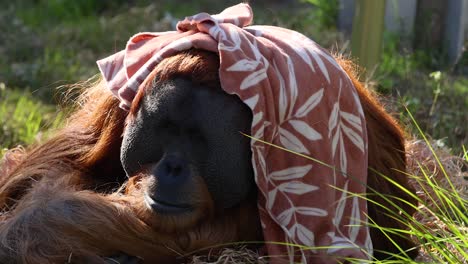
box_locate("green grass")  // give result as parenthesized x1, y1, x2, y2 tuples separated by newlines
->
(0, 83, 63, 153)
(369, 32, 468, 154)
(363, 109, 468, 263)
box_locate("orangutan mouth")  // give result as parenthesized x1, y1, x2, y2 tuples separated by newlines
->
(143, 191, 193, 214)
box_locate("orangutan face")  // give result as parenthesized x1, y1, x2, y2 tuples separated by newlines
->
(120, 77, 255, 228)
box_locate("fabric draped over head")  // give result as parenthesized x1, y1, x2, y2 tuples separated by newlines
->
(97, 3, 372, 263)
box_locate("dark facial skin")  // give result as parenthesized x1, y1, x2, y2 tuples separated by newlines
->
(120, 78, 255, 214)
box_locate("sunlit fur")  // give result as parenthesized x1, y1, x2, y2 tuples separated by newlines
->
(0, 50, 417, 263)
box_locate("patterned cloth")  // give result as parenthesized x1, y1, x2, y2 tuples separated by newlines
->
(97, 4, 372, 263)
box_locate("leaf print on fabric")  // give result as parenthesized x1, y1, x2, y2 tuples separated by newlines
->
(267, 188, 278, 210)
(278, 67, 288, 123)
(227, 25, 241, 46)
(326, 232, 357, 254)
(300, 251, 307, 264)
(279, 127, 309, 154)
(341, 123, 365, 153)
(308, 49, 330, 83)
(269, 165, 313, 181)
(245, 26, 264, 37)
(330, 129, 342, 159)
(329, 102, 340, 137)
(289, 29, 336, 78)
(252, 122, 264, 139)
(285, 235, 296, 263)
(246, 37, 262, 61)
(277, 181, 319, 195)
(334, 181, 349, 226)
(304, 39, 342, 72)
(244, 94, 259, 109)
(289, 120, 322, 140)
(227, 59, 260, 72)
(273, 60, 288, 122)
(218, 26, 241, 51)
(277, 207, 295, 226)
(296, 206, 328, 217)
(255, 147, 266, 180)
(286, 57, 298, 112)
(331, 129, 341, 158)
(348, 196, 361, 242)
(351, 89, 365, 116)
(295, 88, 324, 118)
(328, 81, 365, 174)
(240, 68, 267, 90)
(340, 110, 365, 153)
(339, 133, 347, 173)
(340, 111, 363, 133)
(364, 232, 373, 256)
(295, 223, 315, 247)
(289, 40, 315, 73)
(251, 111, 263, 128)
(208, 25, 225, 41)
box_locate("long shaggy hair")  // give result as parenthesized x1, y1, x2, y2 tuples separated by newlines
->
(0, 50, 417, 263)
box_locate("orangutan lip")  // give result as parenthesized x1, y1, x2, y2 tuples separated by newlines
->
(144, 192, 192, 214)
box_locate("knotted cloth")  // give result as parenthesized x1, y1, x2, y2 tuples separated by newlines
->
(97, 3, 372, 263)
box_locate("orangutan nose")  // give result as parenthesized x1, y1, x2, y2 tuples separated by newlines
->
(146, 154, 193, 214)
(159, 155, 186, 178)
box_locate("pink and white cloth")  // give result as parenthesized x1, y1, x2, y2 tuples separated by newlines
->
(97, 4, 372, 263)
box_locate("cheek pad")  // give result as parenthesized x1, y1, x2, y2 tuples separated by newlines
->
(199, 136, 254, 209)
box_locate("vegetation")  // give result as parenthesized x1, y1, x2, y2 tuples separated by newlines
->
(374, 33, 467, 152)
(361, 111, 468, 263)
(0, 87, 63, 156)
(0, 0, 466, 262)
(1, 0, 465, 152)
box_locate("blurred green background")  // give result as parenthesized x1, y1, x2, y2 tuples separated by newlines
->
(0, 0, 466, 154)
